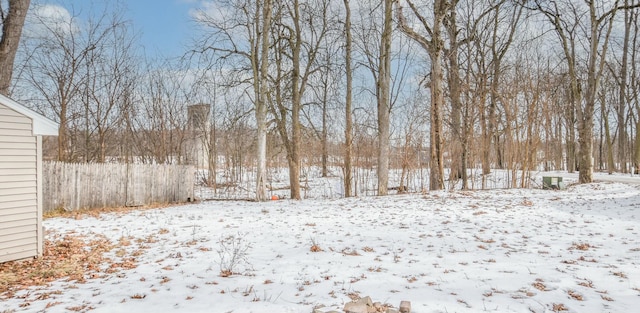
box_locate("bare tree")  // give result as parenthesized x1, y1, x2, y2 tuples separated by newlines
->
(474, 0, 522, 187)
(630, 9, 640, 172)
(0, 0, 30, 95)
(616, 0, 633, 172)
(598, 71, 616, 173)
(396, 0, 448, 190)
(302, 39, 341, 179)
(83, 12, 137, 162)
(24, 7, 114, 161)
(350, 0, 413, 195)
(344, 0, 354, 197)
(256, 0, 273, 201)
(443, 0, 485, 188)
(266, 0, 330, 199)
(525, 0, 639, 183)
(443, 0, 464, 187)
(396, 92, 428, 192)
(377, 0, 392, 195)
(193, 0, 273, 201)
(129, 61, 191, 165)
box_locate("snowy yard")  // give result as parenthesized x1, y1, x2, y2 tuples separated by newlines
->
(2, 181, 640, 312)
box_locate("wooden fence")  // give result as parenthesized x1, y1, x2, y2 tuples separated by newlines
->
(43, 162, 195, 212)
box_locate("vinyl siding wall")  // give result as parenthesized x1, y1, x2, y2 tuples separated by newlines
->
(0, 103, 39, 263)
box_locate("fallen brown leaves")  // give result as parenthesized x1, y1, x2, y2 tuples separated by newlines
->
(0, 232, 139, 299)
(341, 247, 361, 256)
(601, 294, 614, 301)
(568, 290, 583, 301)
(612, 271, 627, 279)
(0, 234, 112, 297)
(552, 303, 568, 311)
(521, 199, 533, 206)
(577, 279, 594, 288)
(219, 270, 233, 277)
(532, 279, 547, 291)
(66, 303, 94, 311)
(362, 246, 375, 253)
(570, 242, 593, 251)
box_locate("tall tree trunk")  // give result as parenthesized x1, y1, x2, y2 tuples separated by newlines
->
(428, 0, 446, 190)
(343, 0, 353, 197)
(255, 0, 273, 202)
(600, 92, 615, 173)
(288, 1, 302, 200)
(488, 78, 499, 172)
(321, 86, 328, 178)
(635, 121, 640, 173)
(618, 0, 631, 172)
(578, 1, 618, 183)
(430, 46, 445, 191)
(209, 120, 218, 190)
(566, 107, 577, 172)
(0, 0, 30, 95)
(445, 6, 464, 188)
(479, 75, 490, 188)
(396, 0, 447, 191)
(376, 0, 392, 196)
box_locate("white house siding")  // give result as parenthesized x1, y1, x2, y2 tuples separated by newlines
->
(0, 103, 39, 263)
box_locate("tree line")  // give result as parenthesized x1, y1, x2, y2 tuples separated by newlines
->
(2, 0, 640, 200)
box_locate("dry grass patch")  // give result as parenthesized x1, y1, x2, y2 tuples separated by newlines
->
(43, 202, 181, 220)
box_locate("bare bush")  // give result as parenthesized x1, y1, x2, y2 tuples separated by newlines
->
(216, 233, 251, 277)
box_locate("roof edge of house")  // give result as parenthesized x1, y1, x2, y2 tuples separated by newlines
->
(0, 93, 59, 136)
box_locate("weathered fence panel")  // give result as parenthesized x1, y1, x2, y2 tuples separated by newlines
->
(43, 162, 194, 212)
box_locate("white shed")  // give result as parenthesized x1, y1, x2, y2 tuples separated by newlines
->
(0, 94, 58, 263)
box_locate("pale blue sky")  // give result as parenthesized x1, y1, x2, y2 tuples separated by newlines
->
(40, 0, 203, 59)
(124, 0, 198, 58)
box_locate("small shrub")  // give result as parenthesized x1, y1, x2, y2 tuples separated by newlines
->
(217, 233, 251, 277)
(310, 237, 323, 252)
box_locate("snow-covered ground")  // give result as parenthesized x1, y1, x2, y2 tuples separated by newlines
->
(2, 177, 640, 312)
